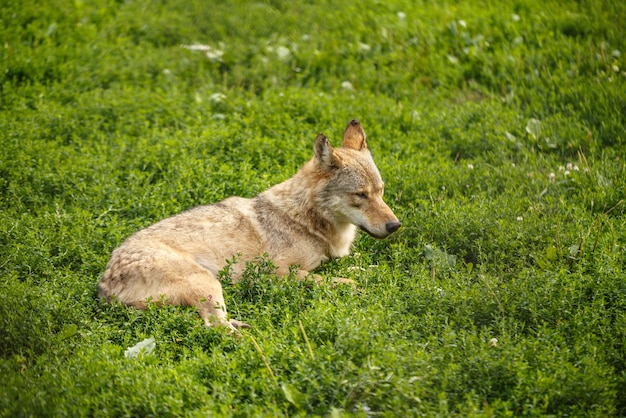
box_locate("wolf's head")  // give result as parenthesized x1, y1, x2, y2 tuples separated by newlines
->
(314, 119, 401, 239)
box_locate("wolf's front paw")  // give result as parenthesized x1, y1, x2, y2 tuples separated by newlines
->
(229, 319, 250, 329)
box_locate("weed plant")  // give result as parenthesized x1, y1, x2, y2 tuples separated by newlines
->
(1, 0, 625, 416)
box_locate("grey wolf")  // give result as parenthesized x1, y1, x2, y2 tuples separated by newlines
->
(98, 119, 400, 331)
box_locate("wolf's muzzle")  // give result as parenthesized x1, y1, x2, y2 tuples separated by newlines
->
(359, 221, 401, 239)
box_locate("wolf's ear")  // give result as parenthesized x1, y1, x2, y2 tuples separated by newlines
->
(314, 133, 342, 169)
(341, 119, 368, 151)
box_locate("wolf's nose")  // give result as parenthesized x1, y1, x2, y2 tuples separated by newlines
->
(386, 221, 401, 234)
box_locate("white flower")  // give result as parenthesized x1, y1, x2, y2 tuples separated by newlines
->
(341, 81, 354, 90)
(467, 163, 474, 170)
(357, 42, 371, 53)
(489, 338, 498, 347)
(205, 49, 224, 63)
(548, 172, 556, 182)
(397, 11, 406, 20)
(447, 54, 459, 64)
(265, 45, 291, 60)
(516, 216, 523, 221)
(275, 45, 291, 60)
(181, 44, 224, 63)
(209, 93, 226, 103)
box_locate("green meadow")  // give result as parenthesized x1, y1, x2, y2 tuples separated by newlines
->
(1, 0, 625, 415)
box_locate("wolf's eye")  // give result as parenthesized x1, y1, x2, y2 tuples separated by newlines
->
(355, 192, 368, 199)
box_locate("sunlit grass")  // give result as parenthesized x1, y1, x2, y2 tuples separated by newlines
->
(1, 0, 625, 415)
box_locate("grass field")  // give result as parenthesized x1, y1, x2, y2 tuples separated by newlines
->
(1, 0, 625, 416)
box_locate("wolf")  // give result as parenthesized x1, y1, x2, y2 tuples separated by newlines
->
(98, 119, 400, 331)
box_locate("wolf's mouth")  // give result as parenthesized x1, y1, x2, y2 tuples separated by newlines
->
(359, 225, 386, 239)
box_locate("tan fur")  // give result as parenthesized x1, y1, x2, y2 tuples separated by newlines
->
(98, 119, 400, 331)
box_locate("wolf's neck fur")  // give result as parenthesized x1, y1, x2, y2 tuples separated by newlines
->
(260, 160, 356, 258)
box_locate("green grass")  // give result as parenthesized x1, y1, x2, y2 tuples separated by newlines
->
(1, 0, 625, 415)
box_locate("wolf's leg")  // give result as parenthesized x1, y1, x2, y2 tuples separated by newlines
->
(138, 260, 248, 331)
(278, 267, 356, 287)
(170, 271, 250, 331)
(102, 246, 249, 330)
